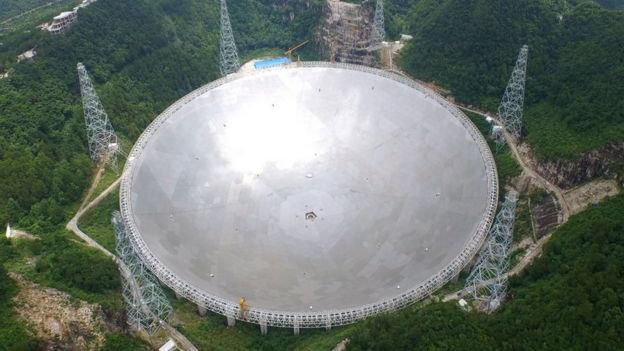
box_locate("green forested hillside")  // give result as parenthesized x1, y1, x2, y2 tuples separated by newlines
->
(348, 194, 624, 350)
(394, 0, 624, 159)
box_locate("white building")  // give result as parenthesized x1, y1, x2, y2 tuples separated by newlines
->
(158, 339, 177, 351)
(5, 223, 12, 239)
(47, 11, 78, 35)
(17, 49, 36, 62)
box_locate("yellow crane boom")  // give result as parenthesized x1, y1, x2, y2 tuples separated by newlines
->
(285, 40, 309, 60)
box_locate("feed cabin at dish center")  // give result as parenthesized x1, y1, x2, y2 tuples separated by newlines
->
(120, 62, 498, 330)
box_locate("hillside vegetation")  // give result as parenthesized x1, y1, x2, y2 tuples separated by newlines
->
(348, 194, 624, 350)
(394, 0, 624, 159)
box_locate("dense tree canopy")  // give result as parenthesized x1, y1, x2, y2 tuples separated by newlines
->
(349, 194, 624, 350)
(394, 0, 624, 159)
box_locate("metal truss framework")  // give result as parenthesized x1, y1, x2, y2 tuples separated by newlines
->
(112, 211, 172, 335)
(464, 192, 518, 312)
(498, 45, 529, 140)
(490, 125, 506, 150)
(219, 0, 240, 76)
(369, 0, 385, 48)
(77, 63, 122, 172)
(119, 62, 499, 329)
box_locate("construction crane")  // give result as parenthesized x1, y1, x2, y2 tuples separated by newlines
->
(285, 40, 309, 61)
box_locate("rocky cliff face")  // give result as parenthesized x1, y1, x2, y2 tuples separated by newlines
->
(11, 273, 126, 350)
(318, 0, 376, 65)
(522, 142, 624, 189)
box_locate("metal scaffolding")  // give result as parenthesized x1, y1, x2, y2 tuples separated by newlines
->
(498, 45, 529, 140)
(219, 0, 240, 76)
(77, 62, 122, 172)
(112, 211, 172, 335)
(464, 191, 518, 312)
(369, 0, 385, 48)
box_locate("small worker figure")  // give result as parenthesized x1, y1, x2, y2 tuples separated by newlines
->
(239, 297, 249, 320)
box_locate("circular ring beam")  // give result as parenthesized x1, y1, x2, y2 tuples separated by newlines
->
(120, 62, 498, 328)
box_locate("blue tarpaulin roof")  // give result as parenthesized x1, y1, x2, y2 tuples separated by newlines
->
(254, 57, 292, 69)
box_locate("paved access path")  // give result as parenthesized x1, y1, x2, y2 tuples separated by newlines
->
(65, 173, 198, 351)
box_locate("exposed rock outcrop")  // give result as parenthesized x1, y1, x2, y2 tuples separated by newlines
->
(10, 273, 124, 351)
(521, 142, 624, 189)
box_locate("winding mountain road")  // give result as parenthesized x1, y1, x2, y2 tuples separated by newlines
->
(65, 173, 198, 351)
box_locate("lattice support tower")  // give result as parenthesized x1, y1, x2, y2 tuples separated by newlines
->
(464, 191, 518, 312)
(112, 211, 172, 335)
(77, 63, 122, 172)
(497, 45, 529, 140)
(490, 124, 506, 150)
(219, 0, 240, 76)
(369, 0, 385, 49)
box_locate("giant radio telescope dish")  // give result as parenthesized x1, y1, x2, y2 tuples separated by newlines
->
(120, 63, 497, 328)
